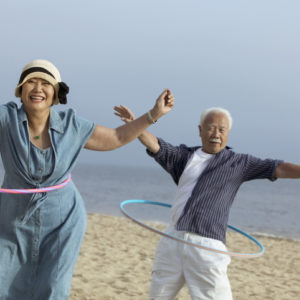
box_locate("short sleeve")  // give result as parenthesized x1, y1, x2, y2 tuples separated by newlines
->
(0, 102, 18, 141)
(54, 108, 95, 150)
(47, 109, 96, 177)
(72, 114, 96, 147)
(0, 102, 15, 124)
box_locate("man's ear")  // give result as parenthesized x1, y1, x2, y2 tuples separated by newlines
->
(198, 125, 202, 137)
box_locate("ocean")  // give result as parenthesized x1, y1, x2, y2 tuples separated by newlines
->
(0, 162, 299, 240)
(71, 163, 300, 241)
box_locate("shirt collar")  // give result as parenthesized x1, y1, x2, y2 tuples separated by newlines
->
(199, 145, 232, 154)
(18, 104, 64, 134)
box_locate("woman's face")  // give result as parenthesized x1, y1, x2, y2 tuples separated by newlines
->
(21, 78, 55, 112)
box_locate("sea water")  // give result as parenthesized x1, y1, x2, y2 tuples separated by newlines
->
(71, 162, 300, 240)
(0, 162, 299, 240)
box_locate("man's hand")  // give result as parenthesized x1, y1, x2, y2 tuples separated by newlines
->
(114, 105, 135, 123)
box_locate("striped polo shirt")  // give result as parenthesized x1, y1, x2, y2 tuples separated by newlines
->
(147, 138, 283, 243)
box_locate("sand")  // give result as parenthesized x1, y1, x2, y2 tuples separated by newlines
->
(70, 213, 300, 300)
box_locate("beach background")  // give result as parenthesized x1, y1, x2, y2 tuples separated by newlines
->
(68, 162, 300, 299)
(1, 1, 300, 298)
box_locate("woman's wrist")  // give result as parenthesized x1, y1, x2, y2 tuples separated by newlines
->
(147, 109, 158, 124)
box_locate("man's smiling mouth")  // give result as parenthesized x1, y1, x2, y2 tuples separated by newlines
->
(209, 138, 221, 144)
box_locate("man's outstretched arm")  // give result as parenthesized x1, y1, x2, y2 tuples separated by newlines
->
(114, 104, 166, 154)
(275, 162, 300, 178)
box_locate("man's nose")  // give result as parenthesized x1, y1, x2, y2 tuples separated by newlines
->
(212, 128, 220, 136)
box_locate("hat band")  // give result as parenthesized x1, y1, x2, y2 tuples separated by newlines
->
(18, 67, 56, 84)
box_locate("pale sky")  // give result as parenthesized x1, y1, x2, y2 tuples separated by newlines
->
(1, 0, 299, 167)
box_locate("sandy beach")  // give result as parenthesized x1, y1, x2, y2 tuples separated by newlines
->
(70, 213, 300, 300)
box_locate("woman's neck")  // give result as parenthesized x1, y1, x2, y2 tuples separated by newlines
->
(27, 109, 51, 149)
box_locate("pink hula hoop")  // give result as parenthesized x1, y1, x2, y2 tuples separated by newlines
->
(0, 174, 71, 194)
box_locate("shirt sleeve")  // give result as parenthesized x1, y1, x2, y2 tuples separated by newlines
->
(242, 154, 283, 182)
(0, 102, 17, 141)
(49, 109, 95, 176)
(146, 138, 192, 184)
(0, 102, 15, 122)
(73, 114, 96, 147)
(59, 108, 95, 149)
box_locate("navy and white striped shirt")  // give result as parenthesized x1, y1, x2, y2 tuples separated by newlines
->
(147, 138, 283, 243)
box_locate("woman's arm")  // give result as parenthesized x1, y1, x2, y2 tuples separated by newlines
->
(113, 105, 160, 154)
(84, 89, 174, 151)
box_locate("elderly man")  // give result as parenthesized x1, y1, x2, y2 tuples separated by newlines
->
(114, 105, 300, 300)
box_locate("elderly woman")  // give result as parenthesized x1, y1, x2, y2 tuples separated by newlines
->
(0, 59, 174, 300)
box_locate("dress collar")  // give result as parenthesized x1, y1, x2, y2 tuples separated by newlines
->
(18, 104, 64, 134)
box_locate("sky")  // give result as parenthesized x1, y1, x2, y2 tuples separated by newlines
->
(1, 0, 300, 167)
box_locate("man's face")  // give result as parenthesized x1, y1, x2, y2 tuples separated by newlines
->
(199, 112, 230, 154)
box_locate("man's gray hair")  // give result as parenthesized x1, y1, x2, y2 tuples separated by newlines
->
(199, 107, 233, 129)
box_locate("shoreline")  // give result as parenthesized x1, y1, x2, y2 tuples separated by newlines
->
(70, 213, 300, 300)
(92, 211, 300, 242)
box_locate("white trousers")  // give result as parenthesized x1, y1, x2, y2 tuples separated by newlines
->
(149, 226, 233, 300)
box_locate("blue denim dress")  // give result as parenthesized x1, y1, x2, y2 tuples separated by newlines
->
(0, 102, 95, 300)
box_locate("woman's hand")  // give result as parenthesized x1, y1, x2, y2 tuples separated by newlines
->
(86, 89, 174, 152)
(150, 89, 175, 121)
(114, 89, 174, 124)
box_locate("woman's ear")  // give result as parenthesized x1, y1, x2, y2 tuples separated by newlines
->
(19, 87, 23, 103)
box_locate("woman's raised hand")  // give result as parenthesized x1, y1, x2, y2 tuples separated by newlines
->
(150, 89, 175, 121)
(114, 89, 175, 124)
